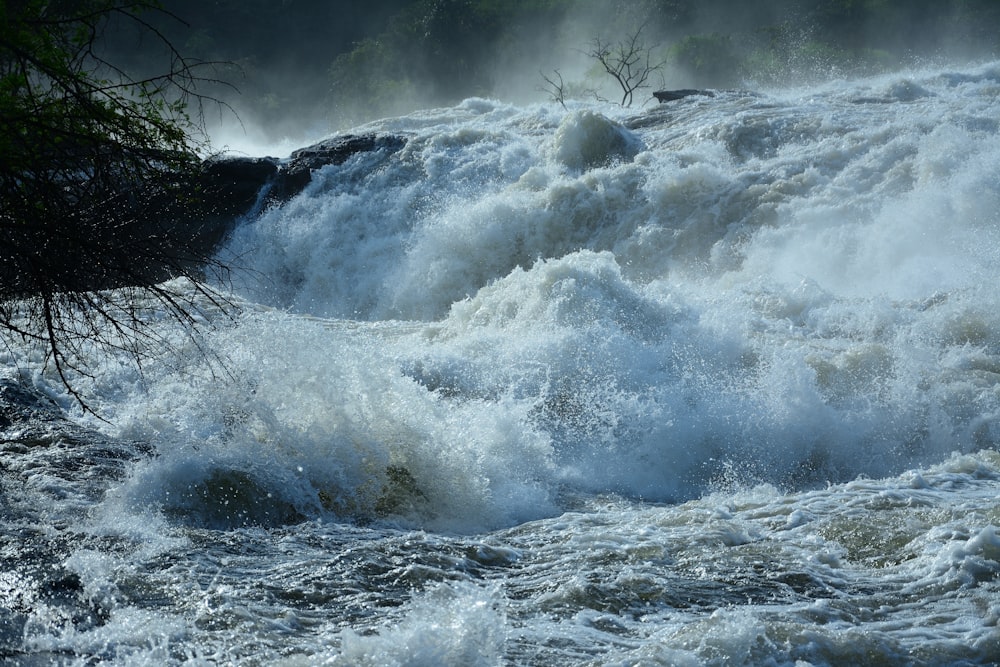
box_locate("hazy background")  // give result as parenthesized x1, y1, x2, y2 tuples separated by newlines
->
(112, 0, 1000, 153)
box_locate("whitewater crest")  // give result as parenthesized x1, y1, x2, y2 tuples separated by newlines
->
(549, 109, 643, 170)
(101, 63, 1000, 532)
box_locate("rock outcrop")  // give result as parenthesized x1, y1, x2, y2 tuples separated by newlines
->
(268, 134, 407, 203)
(3, 132, 410, 294)
(198, 156, 280, 219)
(196, 133, 407, 222)
(150, 132, 409, 282)
(653, 89, 715, 102)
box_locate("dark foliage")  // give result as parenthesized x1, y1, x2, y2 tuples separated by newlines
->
(85, 1, 1000, 131)
(323, 0, 1000, 120)
(0, 0, 234, 410)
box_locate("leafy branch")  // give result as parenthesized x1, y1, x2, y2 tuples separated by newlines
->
(0, 0, 239, 413)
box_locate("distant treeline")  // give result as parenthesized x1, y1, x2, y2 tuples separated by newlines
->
(146, 0, 1000, 133)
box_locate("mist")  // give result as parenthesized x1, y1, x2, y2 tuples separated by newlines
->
(116, 1, 1000, 155)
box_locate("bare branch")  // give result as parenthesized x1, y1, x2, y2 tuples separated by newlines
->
(539, 69, 568, 109)
(587, 24, 666, 107)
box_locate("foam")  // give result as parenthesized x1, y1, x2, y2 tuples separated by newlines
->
(293, 583, 507, 667)
(86, 62, 1000, 529)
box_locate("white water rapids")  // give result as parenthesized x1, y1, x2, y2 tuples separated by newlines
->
(3, 62, 1000, 665)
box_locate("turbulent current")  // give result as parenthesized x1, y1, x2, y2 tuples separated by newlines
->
(4, 63, 1000, 665)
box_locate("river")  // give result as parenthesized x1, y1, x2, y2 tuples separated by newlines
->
(3, 62, 1000, 665)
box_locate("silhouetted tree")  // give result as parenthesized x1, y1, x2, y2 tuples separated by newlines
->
(539, 68, 569, 109)
(588, 25, 665, 107)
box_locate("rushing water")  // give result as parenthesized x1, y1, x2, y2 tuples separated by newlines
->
(4, 63, 1000, 665)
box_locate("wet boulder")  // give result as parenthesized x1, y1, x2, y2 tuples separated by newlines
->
(653, 89, 715, 102)
(192, 133, 408, 219)
(143, 133, 408, 283)
(268, 133, 408, 202)
(198, 155, 280, 219)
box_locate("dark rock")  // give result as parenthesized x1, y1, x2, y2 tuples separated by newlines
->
(0, 378, 62, 429)
(198, 156, 280, 219)
(653, 89, 716, 102)
(142, 156, 279, 270)
(0, 133, 407, 295)
(268, 133, 408, 203)
(189, 134, 408, 224)
(134, 133, 407, 285)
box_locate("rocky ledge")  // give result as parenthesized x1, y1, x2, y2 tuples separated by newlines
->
(199, 133, 408, 223)
(130, 132, 409, 288)
(0, 132, 408, 296)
